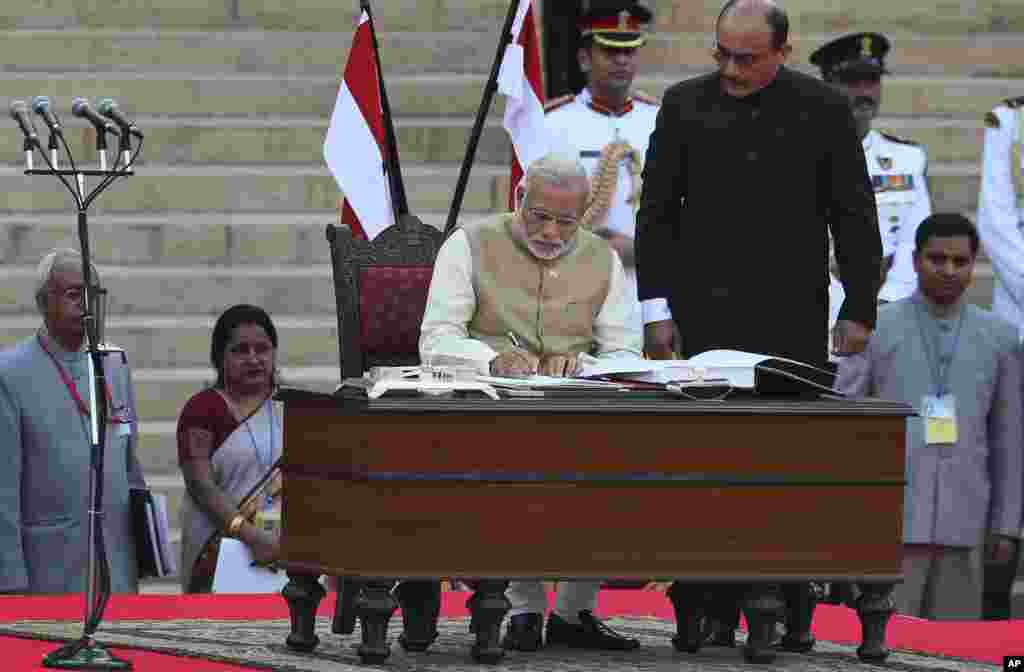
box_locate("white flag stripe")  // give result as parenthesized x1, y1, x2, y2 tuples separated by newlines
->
(498, 0, 551, 177)
(324, 80, 392, 238)
(322, 10, 393, 240)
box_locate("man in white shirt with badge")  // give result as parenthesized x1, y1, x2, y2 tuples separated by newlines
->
(811, 33, 932, 331)
(544, 0, 659, 335)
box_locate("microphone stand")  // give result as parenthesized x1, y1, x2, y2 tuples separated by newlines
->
(14, 116, 138, 671)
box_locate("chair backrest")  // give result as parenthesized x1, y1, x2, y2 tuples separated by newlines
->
(327, 215, 444, 379)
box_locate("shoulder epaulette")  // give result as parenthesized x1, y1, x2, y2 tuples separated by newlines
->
(878, 130, 921, 147)
(632, 90, 660, 106)
(543, 94, 574, 113)
(1003, 95, 1024, 109)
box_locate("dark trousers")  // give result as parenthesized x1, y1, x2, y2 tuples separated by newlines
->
(983, 539, 1022, 620)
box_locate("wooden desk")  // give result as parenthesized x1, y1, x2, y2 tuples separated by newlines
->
(275, 388, 913, 664)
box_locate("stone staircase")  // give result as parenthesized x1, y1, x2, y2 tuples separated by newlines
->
(0, 1, 1021, 590)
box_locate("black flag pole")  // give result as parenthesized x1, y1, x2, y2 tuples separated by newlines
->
(443, 0, 520, 236)
(361, 0, 410, 224)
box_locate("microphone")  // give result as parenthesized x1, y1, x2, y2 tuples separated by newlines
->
(9, 100, 40, 142)
(31, 96, 63, 135)
(71, 98, 120, 136)
(96, 98, 143, 139)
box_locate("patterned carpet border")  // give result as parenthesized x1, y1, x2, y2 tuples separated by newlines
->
(0, 617, 1001, 672)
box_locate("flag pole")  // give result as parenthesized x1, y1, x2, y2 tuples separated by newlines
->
(361, 0, 409, 221)
(443, 0, 520, 236)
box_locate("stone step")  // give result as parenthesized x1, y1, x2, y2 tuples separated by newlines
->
(0, 211, 452, 266)
(0, 159, 979, 220)
(645, 33, 1024, 79)
(131, 366, 339, 421)
(5, 0, 1022, 35)
(0, 116, 511, 167)
(657, 0, 1024, 35)
(0, 263, 337, 317)
(0, 114, 986, 169)
(0, 29, 500, 75)
(4, 29, 1022, 77)
(0, 254, 997, 321)
(0, 0, 510, 32)
(0, 314, 340, 368)
(3, 72, 1020, 120)
(0, 163, 506, 215)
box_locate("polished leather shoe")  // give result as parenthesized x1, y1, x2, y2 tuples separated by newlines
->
(545, 610, 640, 651)
(501, 613, 543, 651)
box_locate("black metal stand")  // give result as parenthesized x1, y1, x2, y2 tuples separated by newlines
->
(16, 123, 140, 671)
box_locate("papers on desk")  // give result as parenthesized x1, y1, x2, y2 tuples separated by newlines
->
(576, 350, 836, 394)
(476, 374, 629, 391)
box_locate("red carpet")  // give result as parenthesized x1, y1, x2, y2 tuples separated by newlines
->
(2, 591, 1020, 667)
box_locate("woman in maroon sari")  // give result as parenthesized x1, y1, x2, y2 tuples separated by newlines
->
(177, 304, 282, 593)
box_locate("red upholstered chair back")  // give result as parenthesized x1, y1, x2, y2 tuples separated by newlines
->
(327, 215, 444, 379)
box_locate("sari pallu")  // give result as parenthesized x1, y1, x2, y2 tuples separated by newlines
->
(180, 397, 283, 593)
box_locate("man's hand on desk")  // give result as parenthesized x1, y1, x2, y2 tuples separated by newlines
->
(538, 353, 579, 378)
(831, 319, 872, 356)
(490, 349, 540, 377)
(644, 319, 675, 360)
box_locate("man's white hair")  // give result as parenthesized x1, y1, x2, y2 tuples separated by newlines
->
(35, 248, 100, 313)
(518, 151, 590, 209)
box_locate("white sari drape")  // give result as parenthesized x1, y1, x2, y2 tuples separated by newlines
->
(180, 398, 283, 592)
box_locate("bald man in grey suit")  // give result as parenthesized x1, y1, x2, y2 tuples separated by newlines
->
(0, 249, 145, 594)
(837, 214, 1023, 619)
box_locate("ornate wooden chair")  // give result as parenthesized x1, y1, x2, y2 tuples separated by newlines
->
(327, 214, 443, 380)
(324, 214, 445, 659)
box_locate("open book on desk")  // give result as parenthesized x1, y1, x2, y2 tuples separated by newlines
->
(577, 350, 838, 396)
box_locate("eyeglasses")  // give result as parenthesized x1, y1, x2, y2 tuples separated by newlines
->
(50, 285, 84, 303)
(526, 207, 579, 229)
(712, 43, 776, 68)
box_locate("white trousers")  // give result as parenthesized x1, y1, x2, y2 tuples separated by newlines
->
(506, 580, 602, 623)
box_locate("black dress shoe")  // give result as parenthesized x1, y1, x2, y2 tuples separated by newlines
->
(545, 610, 640, 651)
(705, 628, 736, 647)
(502, 613, 543, 651)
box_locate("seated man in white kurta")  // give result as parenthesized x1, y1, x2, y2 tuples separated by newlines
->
(419, 152, 643, 651)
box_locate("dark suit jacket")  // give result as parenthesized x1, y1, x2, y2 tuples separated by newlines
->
(636, 66, 882, 365)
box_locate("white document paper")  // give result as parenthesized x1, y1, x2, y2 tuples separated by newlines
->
(212, 538, 290, 594)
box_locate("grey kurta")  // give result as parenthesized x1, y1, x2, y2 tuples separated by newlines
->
(836, 295, 1024, 546)
(0, 333, 145, 593)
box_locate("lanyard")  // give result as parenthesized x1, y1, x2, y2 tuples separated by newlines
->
(37, 333, 121, 420)
(244, 398, 276, 471)
(912, 301, 965, 397)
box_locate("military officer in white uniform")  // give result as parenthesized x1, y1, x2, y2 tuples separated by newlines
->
(978, 95, 1024, 340)
(544, 0, 659, 335)
(811, 33, 932, 334)
(976, 94, 1024, 620)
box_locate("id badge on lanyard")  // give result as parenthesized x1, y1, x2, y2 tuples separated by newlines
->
(922, 393, 957, 445)
(914, 302, 963, 446)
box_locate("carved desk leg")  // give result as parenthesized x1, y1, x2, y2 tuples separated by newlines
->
(395, 579, 441, 652)
(356, 580, 398, 664)
(468, 579, 510, 664)
(331, 577, 363, 635)
(741, 583, 784, 664)
(666, 581, 706, 653)
(780, 582, 817, 653)
(856, 582, 895, 663)
(283, 571, 326, 652)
